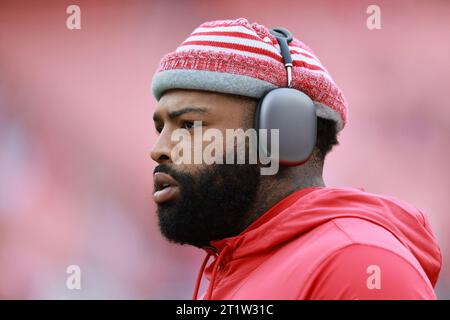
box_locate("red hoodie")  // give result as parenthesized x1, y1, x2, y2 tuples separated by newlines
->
(193, 186, 441, 300)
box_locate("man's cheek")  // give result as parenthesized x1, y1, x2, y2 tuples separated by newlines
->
(171, 126, 223, 166)
(170, 128, 192, 165)
(170, 127, 204, 165)
(169, 162, 207, 176)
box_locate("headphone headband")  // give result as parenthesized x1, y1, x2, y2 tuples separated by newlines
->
(270, 27, 294, 87)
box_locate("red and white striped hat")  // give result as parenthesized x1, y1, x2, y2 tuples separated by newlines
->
(151, 18, 348, 131)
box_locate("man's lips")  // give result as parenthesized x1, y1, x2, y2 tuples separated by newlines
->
(153, 172, 180, 204)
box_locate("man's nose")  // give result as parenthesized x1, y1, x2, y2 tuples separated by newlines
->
(150, 130, 172, 164)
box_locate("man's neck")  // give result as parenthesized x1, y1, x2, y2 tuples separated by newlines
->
(240, 162, 325, 232)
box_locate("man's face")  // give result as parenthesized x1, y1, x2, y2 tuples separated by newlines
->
(151, 89, 261, 248)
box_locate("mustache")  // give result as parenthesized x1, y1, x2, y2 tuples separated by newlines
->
(153, 164, 185, 182)
(153, 164, 171, 175)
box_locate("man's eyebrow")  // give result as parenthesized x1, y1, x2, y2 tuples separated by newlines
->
(167, 106, 208, 120)
(152, 106, 208, 123)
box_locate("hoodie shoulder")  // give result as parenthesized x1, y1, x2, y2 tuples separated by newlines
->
(330, 217, 426, 272)
(293, 217, 436, 299)
(299, 187, 442, 287)
(303, 241, 437, 299)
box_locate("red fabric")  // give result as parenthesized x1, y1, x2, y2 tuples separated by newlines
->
(189, 31, 264, 43)
(179, 40, 284, 62)
(194, 186, 441, 300)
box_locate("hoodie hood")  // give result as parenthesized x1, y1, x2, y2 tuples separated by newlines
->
(193, 186, 442, 300)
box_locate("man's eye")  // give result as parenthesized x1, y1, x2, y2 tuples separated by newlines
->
(155, 126, 163, 134)
(182, 121, 201, 130)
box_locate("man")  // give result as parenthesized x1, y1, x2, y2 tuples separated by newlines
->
(149, 18, 441, 299)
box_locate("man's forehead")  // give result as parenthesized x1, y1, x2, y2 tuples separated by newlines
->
(155, 90, 255, 120)
(154, 90, 217, 114)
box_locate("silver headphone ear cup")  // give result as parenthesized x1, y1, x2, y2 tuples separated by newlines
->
(255, 88, 317, 165)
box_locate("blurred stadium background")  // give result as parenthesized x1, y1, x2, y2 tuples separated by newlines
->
(0, 0, 449, 299)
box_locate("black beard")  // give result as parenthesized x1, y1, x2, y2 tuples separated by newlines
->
(154, 162, 260, 248)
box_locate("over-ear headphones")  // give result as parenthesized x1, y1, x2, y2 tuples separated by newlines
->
(254, 27, 317, 166)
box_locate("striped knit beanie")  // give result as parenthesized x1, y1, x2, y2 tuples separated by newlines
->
(151, 18, 348, 132)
